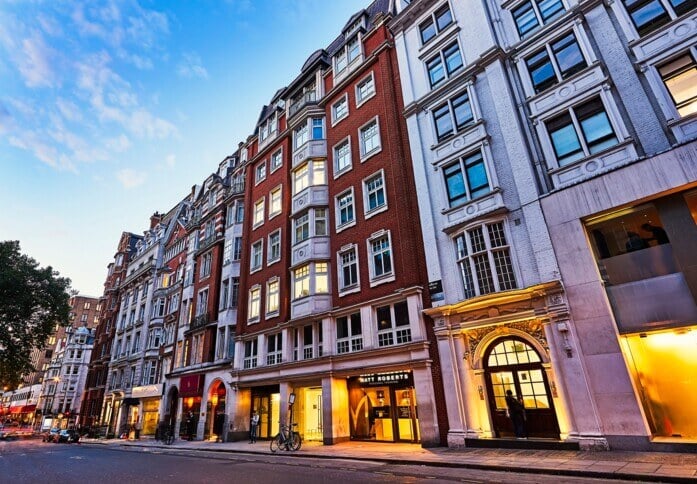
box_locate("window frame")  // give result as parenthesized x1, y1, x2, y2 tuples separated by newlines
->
(355, 72, 376, 107)
(367, 230, 395, 286)
(432, 87, 475, 142)
(442, 149, 492, 208)
(255, 160, 267, 185)
(270, 148, 283, 172)
(511, 0, 566, 39)
(331, 94, 350, 125)
(269, 185, 282, 219)
(253, 197, 265, 228)
(337, 244, 360, 294)
(358, 116, 382, 161)
(333, 136, 353, 177)
(426, 41, 464, 89)
(247, 286, 261, 323)
(268, 229, 282, 264)
(265, 277, 280, 318)
(335, 188, 357, 231)
(419, 3, 454, 45)
(524, 31, 588, 94)
(362, 169, 388, 218)
(250, 239, 264, 272)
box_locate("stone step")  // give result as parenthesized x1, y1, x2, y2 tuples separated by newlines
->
(464, 437, 580, 451)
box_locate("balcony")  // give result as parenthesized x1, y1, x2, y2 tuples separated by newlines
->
(292, 139, 327, 169)
(190, 312, 210, 331)
(196, 233, 224, 256)
(289, 91, 318, 118)
(122, 260, 154, 287)
(291, 236, 330, 267)
(290, 294, 331, 319)
(291, 185, 328, 216)
(226, 181, 245, 197)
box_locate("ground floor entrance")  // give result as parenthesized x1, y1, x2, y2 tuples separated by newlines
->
(252, 386, 280, 440)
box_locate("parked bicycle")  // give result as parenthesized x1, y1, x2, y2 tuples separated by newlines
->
(157, 424, 175, 445)
(270, 423, 301, 452)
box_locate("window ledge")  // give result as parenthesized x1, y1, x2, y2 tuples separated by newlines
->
(365, 204, 388, 220)
(360, 146, 382, 163)
(369, 274, 395, 288)
(338, 286, 361, 297)
(549, 139, 638, 189)
(335, 220, 357, 233)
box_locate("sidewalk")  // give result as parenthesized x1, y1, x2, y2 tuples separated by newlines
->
(81, 437, 697, 483)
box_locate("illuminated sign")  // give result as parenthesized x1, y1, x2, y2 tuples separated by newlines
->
(357, 371, 413, 386)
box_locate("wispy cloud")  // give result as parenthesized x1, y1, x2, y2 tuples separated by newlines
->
(116, 168, 147, 189)
(18, 33, 56, 88)
(106, 134, 131, 152)
(9, 131, 77, 173)
(56, 98, 83, 122)
(177, 52, 208, 79)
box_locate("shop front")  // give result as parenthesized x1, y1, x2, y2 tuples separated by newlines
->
(348, 371, 419, 443)
(132, 384, 162, 436)
(204, 380, 227, 441)
(179, 374, 203, 440)
(251, 385, 280, 440)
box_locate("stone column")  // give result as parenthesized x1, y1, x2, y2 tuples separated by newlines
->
(322, 376, 350, 444)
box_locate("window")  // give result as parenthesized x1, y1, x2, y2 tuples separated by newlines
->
(243, 339, 258, 369)
(220, 279, 230, 310)
(268, 230, 281, 263)
(419, 4, 453, 44)
(455, 221, 518, 298)
(302, 325, 315, 359)
(658, 52, 697, 117)
(294, 122, 309, 149)
(525, 32, 587, 94)
(149, 328, 162, 349)
(255, 161, 267, 184)
(336, 189, 355, 228)
(433, 90, 474, 142)
(267, 333, 283, 365)
(443, 150, 490, 207)
(231, 278, 240, 308)
(512, 0, 565, 38)
(223, 238, 232, 265)
(376, 301, 411, 347)
(364, 172, 387, 214)
(335, 35, 362, 77)
(546, 97, 618, 166)
(259, 114, 278, 144)
(248, 287, 261, 322)
(271, 149, 283, 171)
(196, 288, 208, 316)
(359, 118, 381, 158)
(266, 279, 279, 316)
(369, 232, 393, 280)
(294, 265, 310, 299)
(312, 118, 324, 140)
(200, 252, 212, 278)
(153, 298, 165, 318)
(333, 138, 352, 175)
(269, 186, 282, 217)
(233, 236, 243, 261)
(339, 246, 359, 291)
(621, 0, 688, 36)
(315, 208, 327, 236)
(235, 202, 244, 223)
(332, 95, 349, 123)
(253, 198, 265, 227)
(427, 42, 463, 88)
(294, 212, 310, 243)
(336, 313, 363, 354)
(316, 262, 329, 293)
(251, 240, 263, 271)
(356, 73, 376, 105)
(292, 160, 326, 194)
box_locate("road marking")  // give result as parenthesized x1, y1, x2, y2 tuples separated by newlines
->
(70, 456, 84, 460)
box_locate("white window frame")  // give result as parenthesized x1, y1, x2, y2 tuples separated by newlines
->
(250, 239, 263, 273)
(291, 262, 329, 300)
(334, 34, 364, 80)
(243, 338, 258, 368)
(268, 229, 281, 264)
(367, 229, 395, 287)
(255, 160, 267, 185)
(362, 169, 388, 218)
(425, 41, 464, 89)
(294, 122, 309, 150)
(247, 286, 261, 323)
(335, 312, 363, 354)
(335, 188, 356, 232)
(253, 197, 265, 228)
(333, 136, 352, 177)
(355, 72, 376, 108)
(266, 333, 283, 365)
(331, 93, 350, 126)
(358, 116, 382, 161)
(269, 185, 282, 218)
(270, 148, 283, 172)
(265, 277, 280, 318)
(337, 244, 360, 295)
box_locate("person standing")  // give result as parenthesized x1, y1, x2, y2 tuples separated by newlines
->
(249, 410, 259, 443)
(505, 390, 527, 439)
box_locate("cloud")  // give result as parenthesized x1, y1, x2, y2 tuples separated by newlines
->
(8, 131, 77, 173)
(105, 134, 131, 152)
(165, 153, 175, 168)
(116, 168, 147, 189)
(18, 33, 56, 88)
(177, 52, 208, 79)
(56, 98, 83, 122)
(37, 13, 63, 37)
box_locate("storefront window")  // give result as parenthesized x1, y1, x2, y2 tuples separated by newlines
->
(622, 328, 697, 439)
(686, 190, 697, 225)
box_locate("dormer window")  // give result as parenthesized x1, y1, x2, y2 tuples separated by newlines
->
(259, 113, 278, 144)
(334, 36, 362, 78)
(344, 16, 365, 38)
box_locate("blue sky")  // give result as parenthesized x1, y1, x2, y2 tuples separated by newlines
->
(0, 0, 368, 297)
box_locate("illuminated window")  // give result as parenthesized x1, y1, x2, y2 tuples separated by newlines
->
(658, 52, 697, 117)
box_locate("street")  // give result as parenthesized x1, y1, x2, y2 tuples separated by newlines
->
(0, 439, 650, 484)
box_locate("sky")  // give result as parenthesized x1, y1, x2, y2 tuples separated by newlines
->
(0, 0, 369, 297)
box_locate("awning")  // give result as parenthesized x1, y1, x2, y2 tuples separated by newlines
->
(179, 374, 203, 398)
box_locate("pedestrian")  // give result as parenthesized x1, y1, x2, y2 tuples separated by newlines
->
(249, 410, 259, 443)
(186, 411, 195, 441)
(641, 223, 669, 245)
(505, 390, 527, 439)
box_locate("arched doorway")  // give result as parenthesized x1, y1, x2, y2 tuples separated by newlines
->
(166, 387, 179, 427)
(484, 337, 560, 439)
(204, 381, 227, 441)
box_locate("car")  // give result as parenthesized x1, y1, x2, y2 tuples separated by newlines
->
(56, 429, 80, 443)
(42, 428, 61, 443)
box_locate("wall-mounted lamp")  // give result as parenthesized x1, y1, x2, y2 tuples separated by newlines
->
(557, 322, 573, 358)
(477, 385, 484, 400)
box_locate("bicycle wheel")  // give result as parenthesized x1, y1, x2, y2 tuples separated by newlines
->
(290, 432, 302, 451)
(270, 433, 282, 453)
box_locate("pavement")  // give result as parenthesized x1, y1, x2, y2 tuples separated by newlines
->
(79, 436, 697, 483)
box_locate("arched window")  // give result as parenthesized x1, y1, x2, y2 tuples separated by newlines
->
(486, 338, 541, 367)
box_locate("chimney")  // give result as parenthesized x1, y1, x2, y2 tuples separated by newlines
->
(150, 211, 162, 229)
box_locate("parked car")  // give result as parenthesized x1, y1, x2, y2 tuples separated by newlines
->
(57, 429, 80, 443)
(42, 428, 61, 442)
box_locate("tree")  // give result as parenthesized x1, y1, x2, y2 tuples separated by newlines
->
(0, 241, 71, 389)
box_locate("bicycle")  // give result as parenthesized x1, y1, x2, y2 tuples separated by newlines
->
(162, 425, 175, 445)
(270, 423, 302, 452)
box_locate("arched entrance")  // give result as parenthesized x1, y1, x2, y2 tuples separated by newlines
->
(204, 381, 227, 441)
(484, 337, 560, 439)
(166, 387, 179, 427)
